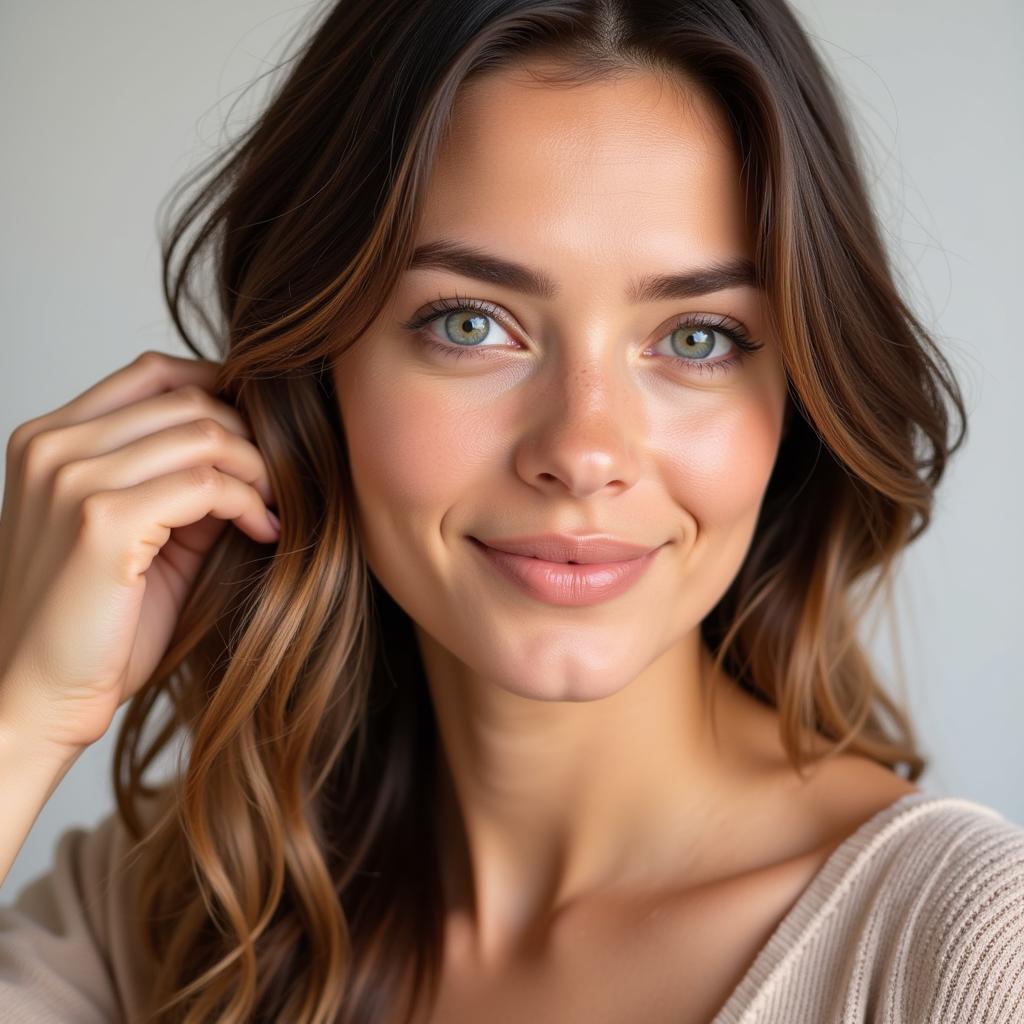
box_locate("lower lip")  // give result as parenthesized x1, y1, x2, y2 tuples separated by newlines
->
(468, 538, 664, 607)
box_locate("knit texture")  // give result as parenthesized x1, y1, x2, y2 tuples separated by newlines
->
(711, 791, 1024, 1022)
(1, 790, 1022, 1022)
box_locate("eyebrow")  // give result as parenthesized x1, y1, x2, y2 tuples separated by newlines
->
(407, 238, 757, 303)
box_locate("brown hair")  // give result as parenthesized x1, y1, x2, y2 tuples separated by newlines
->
(113, 1, 966, 1020)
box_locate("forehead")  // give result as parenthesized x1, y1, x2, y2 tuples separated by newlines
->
(417, 64, 752, 283)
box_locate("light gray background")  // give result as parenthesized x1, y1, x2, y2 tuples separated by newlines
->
(2, 0, 1021, 899)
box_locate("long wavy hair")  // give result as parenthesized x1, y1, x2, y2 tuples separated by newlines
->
(111, 0, 967, 1020)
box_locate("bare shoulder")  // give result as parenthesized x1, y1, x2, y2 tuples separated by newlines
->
(721, 680, 921, 859)
(790, 755, 920, 869)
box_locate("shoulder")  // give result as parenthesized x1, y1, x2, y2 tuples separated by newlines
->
(0, 789, 171, 1023)
(17, 786, 172, 933)
(865, 794, 1024, 1023)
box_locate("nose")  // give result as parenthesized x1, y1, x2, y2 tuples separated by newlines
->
(513, 354, 644, 500)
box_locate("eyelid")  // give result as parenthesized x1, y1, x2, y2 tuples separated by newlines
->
(402, 293, 758, 352)
(400, 293, 523, 340)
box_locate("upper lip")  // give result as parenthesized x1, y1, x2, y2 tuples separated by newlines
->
(472, 532, 663, 564)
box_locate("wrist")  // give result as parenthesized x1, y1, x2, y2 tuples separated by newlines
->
(0, 700, 88, 775)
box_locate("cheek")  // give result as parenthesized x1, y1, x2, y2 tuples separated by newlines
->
(657, 388, 783, 529)
(339, 370, 495, 516)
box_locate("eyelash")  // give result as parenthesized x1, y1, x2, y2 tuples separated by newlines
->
(399, 292, 764, 379)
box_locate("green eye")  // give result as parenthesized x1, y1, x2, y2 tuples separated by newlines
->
(400, 295, 764, 379)
(441, 310, 493, 346)
(670, 325, 718, 360)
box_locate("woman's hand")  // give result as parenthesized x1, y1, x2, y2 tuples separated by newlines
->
(0, 350, 280, 761)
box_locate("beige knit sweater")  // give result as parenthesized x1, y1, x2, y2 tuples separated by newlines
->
(1, 790, 1022, 1022)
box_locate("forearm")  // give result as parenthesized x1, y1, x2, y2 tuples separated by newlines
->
(0, 712, 84, 889)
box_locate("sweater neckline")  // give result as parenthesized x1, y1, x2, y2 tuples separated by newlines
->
(708, 789, 1004, 1024)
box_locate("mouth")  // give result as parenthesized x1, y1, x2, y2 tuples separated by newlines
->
(467, 536, 665, 607)
(469, 533, 662, 564)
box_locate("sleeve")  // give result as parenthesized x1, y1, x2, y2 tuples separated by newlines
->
(909, 810, 1024, 1024)
(0, 800, 161, 1024)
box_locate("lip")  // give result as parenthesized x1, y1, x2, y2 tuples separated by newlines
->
(472, 532, 659, 563)
(468, 535, 666, 607)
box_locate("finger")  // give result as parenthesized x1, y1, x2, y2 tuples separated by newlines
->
(16, 383, 255, 496)
(78, 465, 280, 588)
(53, 418, 277, 510)
(6, 385, 262, 590)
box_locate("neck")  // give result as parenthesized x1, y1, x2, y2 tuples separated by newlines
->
(418, 627, 769, 964)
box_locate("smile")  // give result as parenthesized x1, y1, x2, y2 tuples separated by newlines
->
(468, 537, 665, 607)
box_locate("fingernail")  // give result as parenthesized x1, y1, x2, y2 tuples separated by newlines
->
(266, 509, 281, 533)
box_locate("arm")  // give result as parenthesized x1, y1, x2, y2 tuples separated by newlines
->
(0, 716, 84, 888)
(0, 787, 164, 1023)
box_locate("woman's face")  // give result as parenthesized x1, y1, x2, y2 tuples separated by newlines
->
(332, 65, 788, 701)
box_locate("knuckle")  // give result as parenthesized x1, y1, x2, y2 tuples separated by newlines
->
(192, 417, 224, 444)
(175, 383, 210, 411)
(77, 490, 115, 534)
(51, 459, 87, 497)
(20, 428, 62, 473)
(187, 464, 219, 490)
(6, 418, 40, 462)
(133, 349, 167, 372)
(134, 350, 176, 394)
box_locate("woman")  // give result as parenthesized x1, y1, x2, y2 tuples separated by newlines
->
(1, 0, 1021, 1021)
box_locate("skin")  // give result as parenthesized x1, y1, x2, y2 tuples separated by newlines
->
(331, 63, 915, 1000)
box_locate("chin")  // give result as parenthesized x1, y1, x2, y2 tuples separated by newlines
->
(464, 630, 657, 704)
